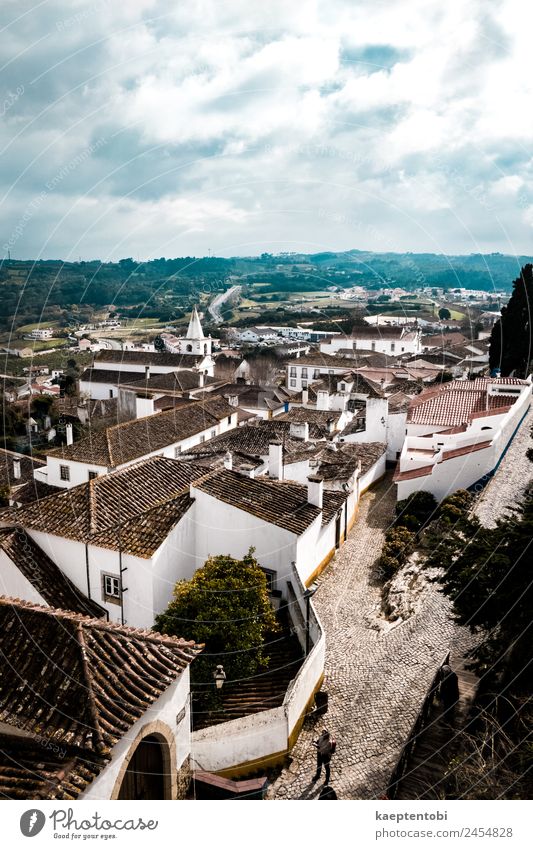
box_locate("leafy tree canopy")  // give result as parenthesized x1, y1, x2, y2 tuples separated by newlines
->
(426, 485, 533, 685)
(154, 549, 279, 686)
(489, 264, 533, 377)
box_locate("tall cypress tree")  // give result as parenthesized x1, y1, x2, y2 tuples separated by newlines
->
(489, 264, 533, 377)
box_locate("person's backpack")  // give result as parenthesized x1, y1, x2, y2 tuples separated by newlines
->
(330, 738, 337, 755)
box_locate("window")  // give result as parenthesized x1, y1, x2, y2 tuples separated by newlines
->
(200, 435, 206, 443)
(211, 429, 216, 438)
(391, 342, 395, 352)
(371, 342, 376, 351)
(290, 379, 296, 387)
(290, 367, 297, 377)
(88, 470, 98, 481)
(401, 347, 405, 352)
(302, 380, 308, 389)
(340, 383, 345, 391)
(174, 445, 182, 457)
(227, 415, 232, 424)
(314, 369, 320, 379)
(109, 389, 114, 398)
(301, 368, 308, 378)
(60, 465, 70, 482)
(262, 569, 276, 593)
(102, 573, 121, 603)
(328, 369, 334, 375)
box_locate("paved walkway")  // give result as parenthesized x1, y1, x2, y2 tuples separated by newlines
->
(474, 405, 533, 528)
(268, 475, 475, 800)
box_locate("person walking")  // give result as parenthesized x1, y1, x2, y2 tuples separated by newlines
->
(312, 729, 336, 784)
(439, 663, 459, 712)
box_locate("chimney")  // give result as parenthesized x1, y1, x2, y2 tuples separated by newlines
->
(268, 440, 283, 480)
(302, 388, 309, 405)
(13, 459, 21, 480)
(228, 394, 239, 407)
(198, 371, 205, 388)
(289, 421, 309, 441)
(66, 423, 73, 446)
(224, 451, 233, 470)
(145, 365, 151, 380)
(307, 475, 323, 509)
(317, 389, 329, 410)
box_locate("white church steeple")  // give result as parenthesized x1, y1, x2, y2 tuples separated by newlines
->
(178, 306, 212, 356)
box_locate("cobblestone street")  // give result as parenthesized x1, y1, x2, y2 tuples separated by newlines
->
(474, 406, 533, 528)
(268, 475, 475, 800)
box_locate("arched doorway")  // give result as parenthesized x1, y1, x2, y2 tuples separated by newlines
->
(117, 734, 171, 800)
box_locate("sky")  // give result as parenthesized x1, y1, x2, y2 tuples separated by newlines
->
(1, 0, 533, 261)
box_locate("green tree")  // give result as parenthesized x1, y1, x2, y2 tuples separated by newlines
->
(395, 491, 439, 532)
(489, 264, 533, 377)
(154, 550, 279, 688)
(427, 486, 532, 684)
(438, 307, 451, 320)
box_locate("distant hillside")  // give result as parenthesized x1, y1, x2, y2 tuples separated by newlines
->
(0, 250, 526, 330)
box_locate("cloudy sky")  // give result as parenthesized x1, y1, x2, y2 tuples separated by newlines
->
(1, 0, 533, 260)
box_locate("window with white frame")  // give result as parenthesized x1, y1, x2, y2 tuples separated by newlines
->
(88, 470, 98, 481)
(290, 366, 297, 376)
(102, 573, 121, 603)
(290, 379, 296, 387)
(314, 369, 320, 379)
(199, 435, 206, 443)
(60, 465, 70, 481)
(301, 367, 308, 378)
(211, 429, 216, 438)
(174, 445, 182, 457)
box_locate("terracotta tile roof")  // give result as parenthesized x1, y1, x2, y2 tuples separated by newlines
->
(80, 367, 126, 384)
(0, 528, 105, 617)
(407, 377, 529, 427)
(1, 456, 204, 557)
(46, 398, 235, 467)
(195, 469, 346, 534)
(185, 419, 330, 459)
(287, 442, 386, 479)
(94, 350, 205, 367)
(287, 351, 390, 369)
(120, 370, 218, 393)
(275, 407, 341, 428)
(0, 449, 45, 489)
(0, 733, 104, 800)
(0, 597, 200, 798)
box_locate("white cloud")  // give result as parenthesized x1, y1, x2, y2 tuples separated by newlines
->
(1, 0, 533, 258)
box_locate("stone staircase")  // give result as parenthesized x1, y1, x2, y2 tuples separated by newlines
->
(193, 623, 304, 729)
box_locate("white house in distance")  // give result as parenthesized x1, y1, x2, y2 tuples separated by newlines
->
(35, 396, 237, 488)
(27, 327, 54, 340)
(0, 597, 200, 800)
(320, 325, 422, 357)
(80, 348, 214, 401)
(394, 376, 531, 501)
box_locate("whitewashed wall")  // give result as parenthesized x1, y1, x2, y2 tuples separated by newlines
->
(189, 488, 298, 591)
(44, 457, 108, 488)
(83, 668, 191, 800)
(0, 549, 46, 605)
(79, 378, 119, 400)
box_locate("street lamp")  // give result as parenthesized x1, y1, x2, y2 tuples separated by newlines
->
(303, 583, 318, 657)
(214, 664, 226, 689)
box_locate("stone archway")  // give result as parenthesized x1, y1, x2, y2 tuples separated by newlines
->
(112, 721, 176, 800)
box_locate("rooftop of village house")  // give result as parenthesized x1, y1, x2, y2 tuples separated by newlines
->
(45, 396, 235, 466)
(0, 596, 200, 800)
(0, 456, 207, 557)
